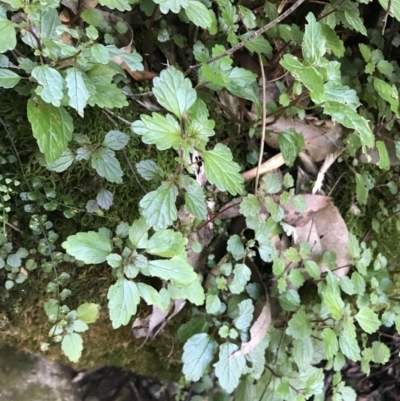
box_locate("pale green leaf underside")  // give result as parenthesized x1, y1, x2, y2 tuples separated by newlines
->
(61, 332, 83, 363)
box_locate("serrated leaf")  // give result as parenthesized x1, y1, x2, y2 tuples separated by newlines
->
(355, 173, 368, 205)
(76, 303, 100, 323)
(131, 113, 182, 150)
(46, 149, 75, 172)
(280, 55, 325, 103)
(137, 282, 161, 305)
(96, 189, 113, 210)
(287, 309, 312, 339)
(355, 307, 381, 334)
(139, 182, 178, 230)
(32, 65, 63, 107)
(185, 0, 212, 29)
(153, 66, 196, 118)
(321, 24, 345, 57)
(107, 278, 140, 328)
(376, 141, 390, 170)
(178, 316, 209, 342)
(65, 68, 89, 117)
(227, 235, 245, 260)
(153, 0, 188, 13)
(203, 143, 244, 195)
(62, 231, 112, 264)
(183, 333, 217, 381)
(304, 260, 321, 280)
(339, 276, 356, 295)
(72, 319, 88, 333)
(129, 217, 149, 249)
(61, 333, 83, 363)
(91, 147, 123, 184)
(146, 229, 186, 257)
(91, 43, 109, 64)
(279, 129, 305, 167)
(136, 160, 164, 181)
(229, 263, 251, 294)
(240, 195, 260, 217)
(339, 331, 360, 361)
(324, 102, 374, 148)
(373, 77, 399, 116)
(106, 46, 143, 71)
(322, 328, 339, 359)
(0, 19, 16, 53)
(303, 13, 326, 64)
(233, 299, 254, 332)
(322, 289, 345, 320)
(103, 130, 129, 150)
(168, 279, 205, 305)
(263, 173, 281, 194)
(293, 337, 313, 367)
(99, 0, 131, 11)
(148, 256, 197, 286)
(179, 176, 207, 219)
(371, 341, 390, 364)
(206, 293, 222, 314)
(214, 342, 246, 394)
(27, 99, 74, 164)
(241, 32, 273, 55)
(0, 68, 21, 88)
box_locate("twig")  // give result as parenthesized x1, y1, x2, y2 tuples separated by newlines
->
(104, 109, 132, 126)
(242, 153, 285, 181)
(184, 0, 308, 75)
(317, 0, 347, 21)
(382, 0, 393, 34)
(255, 53, 267, 195)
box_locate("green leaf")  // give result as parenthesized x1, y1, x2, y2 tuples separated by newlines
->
(321, 24, 345, 57)
(303, 13, 326, 64)
(153, 66, 196, 118)
(376, 141, 390, 170)
(129, 217, 149, 249)
(45, 149, 75, 172)
(0, 69, 21, 88)
(106, 46, 143, 71)
(240, 32, 273, 55)
(76, 303, 100, 323)
(96, 189, 113, 210)
(139, 182, 178, 230)
(240, 195, 260, 217)
(263, 197, 284, 223)
(343, 2, 367, 35)
(136, 160, 164, 181)
(185, 0, 212, 29)
(279, 129, 305, 167)
(72, 319, 88, 333)
(168, 279, 205, 305)
(27, 99, 74, 164)
(355, 173, 368, 205)
(32, 65, 64, 107)
(62, 231, 112, 264)
(304, 260, 321, 280)
(99, 0, 131, 11)
(146, 229, 186, 257)
(137, 282, 161, 305)
(107, 278, 140, 328)
(229, 263, 251, 294)
(322, 328, 339, 359)
(373, 77, 399, 116)
(289, 269, 305, 287)
(263, 173, 282, 194)
(183, 333, 217, 381)
(355, 307, 381, 334)
(65, 68, 90, 117)
(359, 43, 371, 62)
(280, 55, 325, 103)
(227, 235, 245, 261)
(324, 82, 359, 110)
(148, 256, 197, 286)
(0, 19, 16, 53)
(214, 342, 246, 394)
(324, 102, 374, 148)
(286, 309, 312, 339)
(178, 316, 209, 342)
(322, 289, 345, 320)
(339, 276, 356, 295)
(339, 331, 361, 361)
(179, 176, 208, 220)
(233, 299, 254, 332)
(102, 130, 129, 151)
(61, 333, 83, 363)
(206, 293, 222, 314)
(131, 113, 182, 150)
(371, 341, 390, 364)
(91, 44, 109, 64)
(236, 376, 256, 401)
(203, 143, 244, 195)
(91, 147, 123, 184)
(293, 337, 313, 367)
(351, 272, 366, 296)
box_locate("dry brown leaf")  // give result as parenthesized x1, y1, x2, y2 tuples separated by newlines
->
(229, 299, 271, 359)
(281, 194, 331, 227)
(127, 70, 158, 81)
(293, 203, 350, 277)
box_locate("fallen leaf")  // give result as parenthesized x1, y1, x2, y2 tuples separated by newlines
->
(229, 299, 271, 359)
(281, 194, 331, 227)
(293, 203, 350, 277)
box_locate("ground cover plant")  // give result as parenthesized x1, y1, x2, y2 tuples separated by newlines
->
(2, 0, 400, 399)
